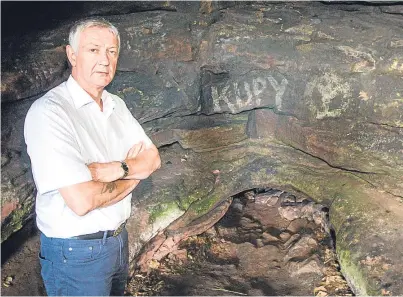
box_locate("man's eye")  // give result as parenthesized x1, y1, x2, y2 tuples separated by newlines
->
(109, 50, 117, 55)
(90, 49, 98, 53)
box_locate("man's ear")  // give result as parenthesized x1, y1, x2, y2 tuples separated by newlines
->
(66, 45, 77, 67)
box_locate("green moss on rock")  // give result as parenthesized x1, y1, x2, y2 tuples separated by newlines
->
(1, 198, 35, 243)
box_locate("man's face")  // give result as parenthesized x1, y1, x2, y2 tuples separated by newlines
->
(68, 26, 119, 89)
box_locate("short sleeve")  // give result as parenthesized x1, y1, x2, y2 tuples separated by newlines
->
(116, 97, 154, 148)
(128, 115, 154, 148)
(24, 100, 92, 195)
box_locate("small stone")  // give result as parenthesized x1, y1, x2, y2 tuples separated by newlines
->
(216, 225, 237, 240)
(313, 211, 325, 226)
(255, 193, 279, 206)
(316, 290, 328, 297)
(286, 218, 308, 233)
(244, 190, 255, 201)
(301, 203, 316, 220)
(279, 206, 302, 221)
(280, 232, 292, 242)
(288, 255, 323, 277)
(148, 259, 160, 270)
(255, 238, 264, 248)
(314, 286, 327, 294)
(262, 232, 280, 243)
(390, 39, 403, 48)
(2, 275, 13, 288)
(283, 233, 300, 249)
(285, 235, 318, 261)
(239, 217, 260, 229)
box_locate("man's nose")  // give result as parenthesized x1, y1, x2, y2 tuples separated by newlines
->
(98, 50, 110, 66)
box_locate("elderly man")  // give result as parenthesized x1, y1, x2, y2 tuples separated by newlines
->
(24, 18, 161, 296)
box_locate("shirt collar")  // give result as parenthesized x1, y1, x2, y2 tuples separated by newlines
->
(66, 75, 115, 113)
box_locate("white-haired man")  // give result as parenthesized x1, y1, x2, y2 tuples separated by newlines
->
(24, 18, 161, 296)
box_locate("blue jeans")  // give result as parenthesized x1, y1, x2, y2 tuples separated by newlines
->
(39, 228, 129, 296)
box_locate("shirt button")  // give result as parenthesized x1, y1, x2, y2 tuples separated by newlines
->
(63, 260, 67, 263)
(68, 247, 73, 251)
(89, 247, 93, 250)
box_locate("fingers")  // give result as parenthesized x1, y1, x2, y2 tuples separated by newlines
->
(89, 168, 99, 181)
(132, 141, 143, 152)
(127, 146, 137, 156)
(127, 141, 144, 159)
(87, 162, 121, 183)
(87, 163, 105, 182)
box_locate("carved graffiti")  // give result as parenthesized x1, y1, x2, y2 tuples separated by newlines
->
(304, 72, 352, 120)
(210, 75, 288, 113)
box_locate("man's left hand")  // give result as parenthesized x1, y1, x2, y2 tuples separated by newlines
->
(87, 161, 123, 183)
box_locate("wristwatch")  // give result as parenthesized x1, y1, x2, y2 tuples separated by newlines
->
(120, 161, 129, 179)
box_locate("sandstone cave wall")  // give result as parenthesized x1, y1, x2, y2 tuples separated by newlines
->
(1, 1, 403, 294)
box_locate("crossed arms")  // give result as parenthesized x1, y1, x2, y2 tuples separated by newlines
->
(59, 141, 161, 216)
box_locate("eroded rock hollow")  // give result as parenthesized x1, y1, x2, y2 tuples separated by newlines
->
(2, 1, 403, 295)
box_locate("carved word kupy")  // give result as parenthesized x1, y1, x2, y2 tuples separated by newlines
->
(211, 76, 288, 113)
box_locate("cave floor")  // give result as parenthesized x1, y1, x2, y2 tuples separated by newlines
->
(1, 219, 45, 296)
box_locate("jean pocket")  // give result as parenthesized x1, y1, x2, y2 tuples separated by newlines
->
(62, 242, 102, 263)
(38, 252, 56, 296)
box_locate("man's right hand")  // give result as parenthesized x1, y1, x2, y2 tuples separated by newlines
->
(87, 161, 123, 183)
(126, 141, 144, 159)
(86, 142, 144, 183)
(121, 140, 161, 181)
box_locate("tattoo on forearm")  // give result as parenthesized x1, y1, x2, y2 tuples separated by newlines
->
(101, 182, 117, 194)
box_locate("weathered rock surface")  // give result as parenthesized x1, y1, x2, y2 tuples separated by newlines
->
(1, 2, 403, 295)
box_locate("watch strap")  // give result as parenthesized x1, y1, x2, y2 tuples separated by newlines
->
(120, 161, 129, 179)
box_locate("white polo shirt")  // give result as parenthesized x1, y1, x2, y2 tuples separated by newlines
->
(24, 75, 153, 238)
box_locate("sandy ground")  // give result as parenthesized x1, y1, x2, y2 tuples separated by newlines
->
(1, 219, 45, 296)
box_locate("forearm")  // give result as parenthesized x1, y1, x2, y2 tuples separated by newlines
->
(59, 178, 140, 216)
(91, 179, 140, 209)
(124, 146, 161, 180)
(86, 144, 160, 183)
